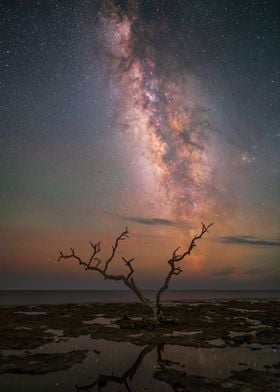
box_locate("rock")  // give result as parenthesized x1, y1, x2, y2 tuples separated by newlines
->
(0, 350, 88, 375)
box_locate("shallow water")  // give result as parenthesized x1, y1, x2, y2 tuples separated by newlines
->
(1, 335, 280, 391)
(82, 317, 119, 328)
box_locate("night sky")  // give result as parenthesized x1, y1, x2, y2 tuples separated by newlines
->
(1, 0, 279, 290)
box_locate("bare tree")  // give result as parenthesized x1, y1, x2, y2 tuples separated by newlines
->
(58, 223, 213, 323)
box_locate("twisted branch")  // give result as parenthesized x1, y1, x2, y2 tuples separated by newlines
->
(103, 227, 129, 272)
(155, 222, 214, 316)
(122, 257, 135, 280)
(58, 228, 151, 307)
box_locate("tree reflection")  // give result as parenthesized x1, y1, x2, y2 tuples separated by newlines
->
(75, 345, 156, 392)
(74, 344, 235, 392)
(75, 344, 185, 391)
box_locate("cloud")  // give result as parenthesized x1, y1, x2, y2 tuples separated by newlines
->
(218, 236, 280, 247)
(214, 266, 235, 276)
(108, 212, 190, 227)
(122, 216, 189, 227)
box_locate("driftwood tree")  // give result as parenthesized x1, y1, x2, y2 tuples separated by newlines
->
(58, 222, 213, 323)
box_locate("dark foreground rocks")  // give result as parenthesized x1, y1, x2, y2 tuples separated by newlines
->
(1, 300, 279, 348)
(154, 368, 280, 392)
(0, 350, 87, 374)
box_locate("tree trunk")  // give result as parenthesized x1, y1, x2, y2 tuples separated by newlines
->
(150, 302, 163, 323)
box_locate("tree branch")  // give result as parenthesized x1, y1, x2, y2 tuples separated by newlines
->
(58, 228, 152, 308)
(122, 257, 135, 280)
(103, 227, 129, 273)
(88, 241, 102, 268)
(155, 222, 214, 314)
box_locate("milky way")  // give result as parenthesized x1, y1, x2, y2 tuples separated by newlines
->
(1, 0, 279, 289)
(96, 1, 219, 218)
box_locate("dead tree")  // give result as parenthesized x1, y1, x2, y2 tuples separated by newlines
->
(58, 223, 213, 323)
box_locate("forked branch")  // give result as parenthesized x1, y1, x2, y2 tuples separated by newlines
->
(58, 228, 151, 307)
(155, 222, 214, 318)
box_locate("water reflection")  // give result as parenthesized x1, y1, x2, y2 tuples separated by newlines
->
(0, 337, 279, 391)
(76, 345, 155, 391)
(76, 344, 189, 391)
(74, 340, 279, 392)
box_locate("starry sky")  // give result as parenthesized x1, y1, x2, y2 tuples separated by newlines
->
(1, 0, 279, 290)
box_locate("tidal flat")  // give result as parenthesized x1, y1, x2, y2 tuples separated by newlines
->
(0, 300, 280, 391)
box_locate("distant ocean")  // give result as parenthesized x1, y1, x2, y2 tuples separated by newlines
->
(0, 290, 279, 306)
